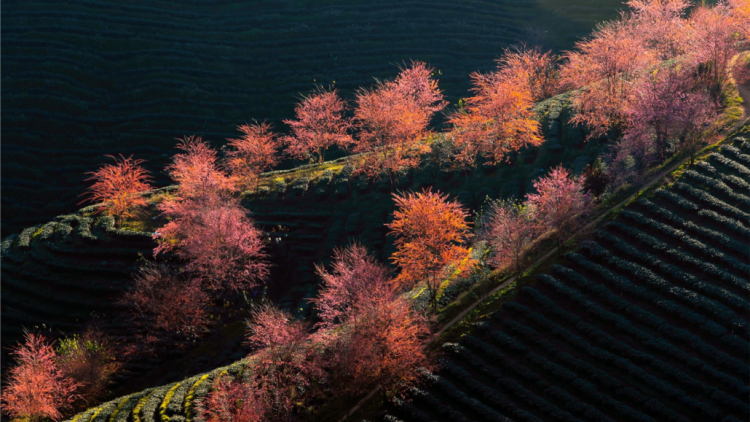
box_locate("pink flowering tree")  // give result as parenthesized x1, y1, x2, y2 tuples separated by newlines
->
(155, 193, 269, 293)
(245, 303, 324, 421)
(625, 0, 690, 60)
(527, 165, 591, 253)
(561, 20, 655, 139)
(312, 243, 392, 328)
(200, 375, 267, 422)
(483, 199, 538, 274)
(226, 122, 281, 191)
(687, 3, 741, 100)
(353, 61, 446, 180)
(1, 333, 81, 422)
(120, 263, 210, 347)
(283, 86, 353, 164)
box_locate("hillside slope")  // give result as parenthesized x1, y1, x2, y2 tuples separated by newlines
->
(1, 0, 627, 237)
(56, 129, 750, 422)
(384, 138, 750, 422)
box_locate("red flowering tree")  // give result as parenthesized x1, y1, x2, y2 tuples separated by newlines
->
(448, 66, 543, 169)
(200, 375, 267, 422)
(687, 3, 741, 100)
(56, 327, 120, 407)
(245, 303, 323, 421)
(312, 243, 392, 328)
(226, 122, 281, 191)
(561, 20, 655, 139)
(329, 286, 430, 399)
(387, 189, 473, 311)
(483, 199, 537, 274)
(729, 0, 750, 40)
(526, 166, 591, 253)
(1, 333, 81, 422)
(120, 263, 210, 346)
(283, 86, 353, 164)
(79, 155, 153, 225)
(496, 45, 561, 101)
(353, 61, 446, 180)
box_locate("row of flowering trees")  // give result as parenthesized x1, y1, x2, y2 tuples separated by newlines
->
(4, 0, 746, 419)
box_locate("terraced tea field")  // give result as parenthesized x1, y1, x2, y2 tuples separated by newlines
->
(384, 140, 750, 422)
(1, 0, 627, 237)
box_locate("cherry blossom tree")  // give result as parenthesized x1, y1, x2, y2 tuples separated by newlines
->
(526, 165, 591, 253)
(200, 375, 267, 422)
(120, 263, 210, 347)
(483, 199, 537, 274)
(728, 0, 750, 40)
(329, 287, 430, 399)
(165, 135, 234, 199)
(353, 61, 446, 180)
(625, 0, 690, 60)
(561, 20, 655, 139)
(226, 122, 281, 191)
(79, 155, 153, 225)
(687, 3, 741, 99)
(245, 303, 324, 421)
(447, 69, 543, 168)
(387, 189, 474, 311)
(312, 243, 392, 328)
(154, 193, 269, 293)
(626, 64, 696, 158)
(56, 327, 120, 407)
(283, 86, 353, 164)
(496, 45, 561, 101)
(1, 333, 81, 422)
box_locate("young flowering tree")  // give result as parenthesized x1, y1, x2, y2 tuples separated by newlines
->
(312, 243, 392, 328)
(496, 45, 561, 101)
(329, 286, 430, 400)
(687, 3, 741, 100)
(387, 189, 474, 311)
(245, 303, 323, 421)
(353, 61, 446, 180)
(561, 20, 655, 139)
(166, 135, 235, 199)
(283, 86, 353, 164)
(226, 122, 281, 191)
(120, 263, 210, 346)
(608, 126, 660, 188)
(1, 333, 81, 422)
(79, 155, 153, 225)
(448, 69, 543, 169)
(200, 375, 267, 422)
(625, 0, 690, 60)
(483, 199, 537, 274)
(155, 193, 269, 293)
(56, 327, 120, 407)
(526, 165, 591, 254)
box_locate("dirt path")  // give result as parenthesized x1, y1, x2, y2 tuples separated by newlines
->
(337, 81, 750, 422)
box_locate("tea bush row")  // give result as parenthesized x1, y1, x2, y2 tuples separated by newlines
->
(683, 170, 750, 207)
(708, 153, 750, 177)
(720, 145, 750, 166)
(672, 182, 750, 223)
(418, 368, 511, 422)
(406, 386, 469, 422)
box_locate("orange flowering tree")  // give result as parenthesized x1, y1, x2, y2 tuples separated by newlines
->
(387, 189, 473, 311)
(226, 122, 281, 191)
(79, 154, 153, 225)
(496, 45, 561, 102)
(448, 66, 543, 169)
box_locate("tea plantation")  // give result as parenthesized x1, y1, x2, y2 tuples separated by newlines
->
(383, 139, 750, 422)
(1, 0, 628, 237)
